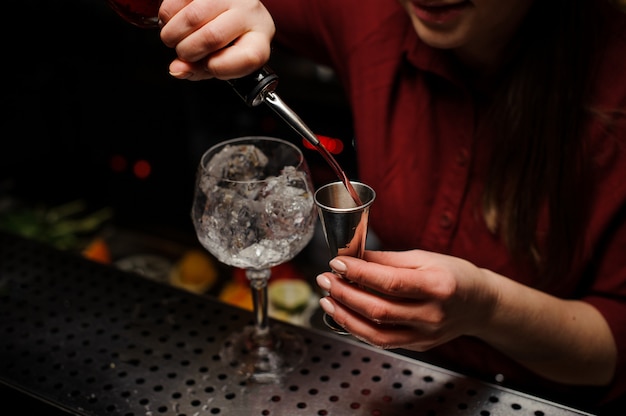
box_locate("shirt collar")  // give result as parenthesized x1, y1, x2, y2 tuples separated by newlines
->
(400, 22, 467, 88)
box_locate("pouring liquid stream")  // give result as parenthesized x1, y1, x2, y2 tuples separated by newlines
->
(315, 144, 362, 206)
(262, 92, 363, 207)
(106, 0, 363, 206)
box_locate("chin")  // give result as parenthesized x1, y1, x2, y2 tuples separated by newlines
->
(414, 23, 467, 50)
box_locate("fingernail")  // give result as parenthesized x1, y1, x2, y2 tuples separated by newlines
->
(319, 297, 335, 315)
(169, 71, 193, 79)
(316, 274, 331, 291)
(329, 258, 347, 274)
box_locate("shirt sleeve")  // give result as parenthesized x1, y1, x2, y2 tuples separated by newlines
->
(262, 0, 337, 66)
(583, 161, 626, 403)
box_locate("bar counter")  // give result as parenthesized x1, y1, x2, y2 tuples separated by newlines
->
(0, 231, 593, 415)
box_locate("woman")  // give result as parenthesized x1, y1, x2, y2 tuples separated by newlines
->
(158, 0, 626, 411)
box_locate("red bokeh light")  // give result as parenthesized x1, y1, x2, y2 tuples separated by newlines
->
(302, 135, 344, 154)
(133, 159, 152, 179)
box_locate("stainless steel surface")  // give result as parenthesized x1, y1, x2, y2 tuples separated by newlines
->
(314, 181, 375, 259)
(315, 181, 376, 336)
(264, 91, 321, 147)
(226, 65, 321, 147)
(0, 231, 593, 415)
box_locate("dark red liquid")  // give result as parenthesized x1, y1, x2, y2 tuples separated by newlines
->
(106, 0, 161, 28)
(315, 144, 363, 206)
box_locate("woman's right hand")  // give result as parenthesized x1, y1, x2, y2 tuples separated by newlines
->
(158, 0, 275, 81)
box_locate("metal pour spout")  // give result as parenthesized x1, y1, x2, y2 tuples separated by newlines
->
(262, 91, 320, 147)
(226, 66, 321, 148)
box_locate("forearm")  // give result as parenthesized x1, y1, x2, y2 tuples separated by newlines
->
(476, 269, 617, 385)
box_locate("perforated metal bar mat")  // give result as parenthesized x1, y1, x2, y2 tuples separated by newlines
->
(0, 232, 592, 416)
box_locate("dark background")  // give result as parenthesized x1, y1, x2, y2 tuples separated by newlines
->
(0, 3, 354, 411)
(1, 0, 355, 239)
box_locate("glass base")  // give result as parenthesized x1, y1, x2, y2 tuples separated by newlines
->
(323, 313, 351, 336)
(220, 324, 306, 383)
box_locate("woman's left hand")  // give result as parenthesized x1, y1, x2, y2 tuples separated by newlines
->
(316, 249, 617, 386)
(316, 249, 497, 350)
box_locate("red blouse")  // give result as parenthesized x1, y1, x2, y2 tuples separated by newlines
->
(263, 0, 626, 408)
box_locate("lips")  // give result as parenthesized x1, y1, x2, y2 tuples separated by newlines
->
(409, 0, 471, 24)
(412, 0, 469, 8)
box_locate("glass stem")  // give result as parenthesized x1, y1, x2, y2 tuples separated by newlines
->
(246, 268, 272, 341)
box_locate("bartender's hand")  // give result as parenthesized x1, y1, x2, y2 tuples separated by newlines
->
(158, 0, 275, 80)
(317, 250, 616, 386)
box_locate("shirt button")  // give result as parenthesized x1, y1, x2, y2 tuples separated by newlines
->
(440, 212, 453, 229)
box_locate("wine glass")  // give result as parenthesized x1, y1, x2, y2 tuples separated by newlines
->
(192, 136, 317, 383)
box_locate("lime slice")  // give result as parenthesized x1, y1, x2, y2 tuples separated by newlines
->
(268, 279, 312, 312)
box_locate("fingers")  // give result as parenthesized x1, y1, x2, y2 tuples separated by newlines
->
(168, 33, 271, 80)
(317, 272, 442, 326)
(162, 6, 241, 59)
(329, 256, 456, 301)
(363, 249, 439, 268)
(159, 0, 274, 81)
(319, 294, 448, 351)
(158, 0, 193, 26)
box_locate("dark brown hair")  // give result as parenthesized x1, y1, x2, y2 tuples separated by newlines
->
(482, 0, 612, 283)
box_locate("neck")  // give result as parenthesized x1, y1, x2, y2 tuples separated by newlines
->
(454, 3, 533, 79)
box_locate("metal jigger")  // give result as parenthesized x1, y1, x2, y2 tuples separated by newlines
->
(314, 181, 376, 335)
